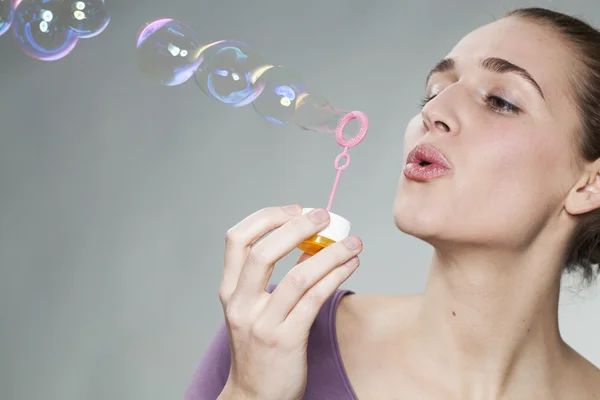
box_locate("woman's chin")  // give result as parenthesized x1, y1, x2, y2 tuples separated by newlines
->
(393, 210, 442, 242)
(394, 195, 444, 233)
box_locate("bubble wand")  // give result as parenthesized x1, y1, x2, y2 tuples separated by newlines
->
(297, 111, 369, 255)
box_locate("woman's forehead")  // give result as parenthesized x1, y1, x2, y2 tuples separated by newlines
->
(445, 18, 577, 101)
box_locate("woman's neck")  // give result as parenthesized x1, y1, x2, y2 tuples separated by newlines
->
(406, 246, 567, 399)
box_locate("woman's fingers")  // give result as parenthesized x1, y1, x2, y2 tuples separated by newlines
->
(259, 236, 362, 327)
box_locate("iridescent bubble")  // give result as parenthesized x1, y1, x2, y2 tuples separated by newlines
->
(60, 0, 109, 39)
(12, 0, 79, 61)
(194, 40, 265, 107)
(295, 92, 355, 136)
(136, 18, 203, 86)
(251, 66, 305, 125)
(0, 0, 13, 36)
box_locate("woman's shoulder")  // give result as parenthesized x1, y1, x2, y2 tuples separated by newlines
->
(334, 291, 422, 367)
(562, 345, 600, 398)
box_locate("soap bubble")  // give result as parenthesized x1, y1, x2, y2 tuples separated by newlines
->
(60, 0, 109, 39)
(136, 18, 203, 86)
(0, 0, 13, 36)
(295, 92, 356, 136)
(251, 65, 305, 125)
(12, 0, 79, 61)
(194, 40, 265, 107)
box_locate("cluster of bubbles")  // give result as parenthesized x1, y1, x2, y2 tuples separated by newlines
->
(136, 18, 354, 135)
(0, 0, 110, 61)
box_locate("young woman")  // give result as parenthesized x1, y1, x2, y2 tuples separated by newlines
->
(187, 8, 600, 399)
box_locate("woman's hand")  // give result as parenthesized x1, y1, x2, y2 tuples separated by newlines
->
(217, 205, 362, 400)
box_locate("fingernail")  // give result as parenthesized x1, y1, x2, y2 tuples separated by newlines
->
(343, 256, 359, 268)
(343, 236, 361, 249)
(308, 208, 329, 223)
(282, 204, 301, 215)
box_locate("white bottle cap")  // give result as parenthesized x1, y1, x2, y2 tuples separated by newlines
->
(302, 208, 351, 242)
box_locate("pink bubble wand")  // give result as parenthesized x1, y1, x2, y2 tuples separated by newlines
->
(296, 110, 368, 255)
(325, 111, 369, 211)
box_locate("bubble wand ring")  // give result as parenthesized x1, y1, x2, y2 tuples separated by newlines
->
(326, 110, 369, 211)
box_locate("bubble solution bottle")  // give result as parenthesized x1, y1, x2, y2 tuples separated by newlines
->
(297, 208, 351, 255)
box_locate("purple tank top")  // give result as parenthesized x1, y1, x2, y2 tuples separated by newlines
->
(184, 284, 358, 400)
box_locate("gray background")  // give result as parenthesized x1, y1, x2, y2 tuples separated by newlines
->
(0, 0, 598, 399)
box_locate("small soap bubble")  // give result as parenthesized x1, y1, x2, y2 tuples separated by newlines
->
(136, 18, 203, 86)
(194, 40, 265, 107)
(251, 65, 305, 125)
(295, 92, 355, 136)
(60, 0, 109, 39)
(0, 0, 13, 36)
(12, 0, 79, 61)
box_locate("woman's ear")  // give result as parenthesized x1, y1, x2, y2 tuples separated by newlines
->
(566, 160, 600, 215)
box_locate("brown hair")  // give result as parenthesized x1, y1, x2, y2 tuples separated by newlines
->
(504, 8, 600, 285)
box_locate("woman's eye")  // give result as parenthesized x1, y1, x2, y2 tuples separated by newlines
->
(419, 94, 437, 109)
(419, 92, 521, 116)
(485, 95, 520, 114)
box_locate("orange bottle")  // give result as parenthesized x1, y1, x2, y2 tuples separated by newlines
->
(296, 208, 351, 255)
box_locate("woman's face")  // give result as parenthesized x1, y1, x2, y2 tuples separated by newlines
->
(394, 17, 583, 249)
